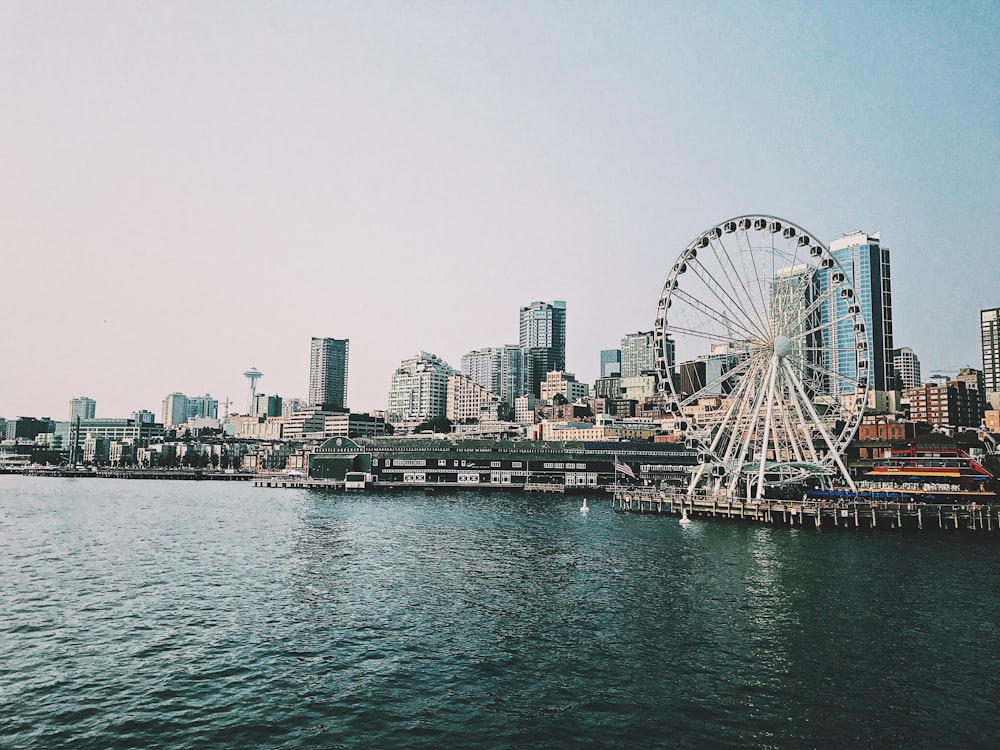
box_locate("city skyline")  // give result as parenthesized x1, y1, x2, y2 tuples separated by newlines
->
(2, 3, 997, 418)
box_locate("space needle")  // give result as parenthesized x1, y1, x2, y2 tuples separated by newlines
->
(243, 367, 262, 415)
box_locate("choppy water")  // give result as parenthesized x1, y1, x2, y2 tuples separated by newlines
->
(1, 476, 999, 749)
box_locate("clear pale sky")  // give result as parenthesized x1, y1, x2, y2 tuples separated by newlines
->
(2, 1, 997, 420)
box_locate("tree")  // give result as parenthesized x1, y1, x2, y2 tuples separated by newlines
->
(414, 415, 452, 434)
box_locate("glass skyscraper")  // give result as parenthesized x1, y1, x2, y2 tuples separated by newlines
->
(824, 231, 895, 393)
(519, 300, 566, 396)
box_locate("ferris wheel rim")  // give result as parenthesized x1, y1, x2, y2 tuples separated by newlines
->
(655, 214, 870, 495)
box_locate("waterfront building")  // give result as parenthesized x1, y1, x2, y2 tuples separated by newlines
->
(891, 347, 922, 391)
(387, 351, 454, 424)
(70, 397, 96, 422)
(309, 337, 349, 409)
(4, 416, 52, 441)
(982, 308, 1000, 410)
(540, 371, 590, 404)
(281, 407, 343, 440)
(956, 367, 987, 424)
(519, 300, 566, 395)
(321, 412, 388, 439)
(904, 381, 981, 429)
(447, 374, 500, 424)
(600, 349, 622, 378)
(826, 231, 895, 393)
(621, 331, 656, 379)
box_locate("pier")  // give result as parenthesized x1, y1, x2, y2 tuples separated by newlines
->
(611, 488, 1000, 531)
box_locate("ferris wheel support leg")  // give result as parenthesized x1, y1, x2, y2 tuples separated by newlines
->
(755, 357, 780, 500)
(782, 359, 857, 492)
(727, 370, 770, 498)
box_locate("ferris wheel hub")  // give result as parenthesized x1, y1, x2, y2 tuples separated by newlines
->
(774, 334, 793, 359)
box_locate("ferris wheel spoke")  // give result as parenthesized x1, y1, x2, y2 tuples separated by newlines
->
(668, 286, 764, 343)
(782, 359, 857, 490)
(684, 255, 769, 340)
(676, 354, 757, 408)
(734, 230, 775, 339)
(664, 323, 755, 347)
(703, 236, 772, 338)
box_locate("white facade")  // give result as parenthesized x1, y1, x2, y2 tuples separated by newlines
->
(540, 371, 590, 403)
(892, 347, 922, 390)
(447, 374, 499, 423)
(387, 351, 454, 423)
(620, 332, 656, 378)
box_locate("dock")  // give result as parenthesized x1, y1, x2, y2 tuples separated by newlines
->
(611, 488, 1000, 531)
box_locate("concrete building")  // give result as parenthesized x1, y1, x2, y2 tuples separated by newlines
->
(904, 381, 982, 429)
(827, 231, 895, 393)
(540, 371, 590, 404)
(982, 308, 1000, 410)
(387, 351, 454, 423)
(70, 397, 96, 422)
(309, 337, 349, 409)
(447, 374, 500, 424)
(891, 347, 922, 391)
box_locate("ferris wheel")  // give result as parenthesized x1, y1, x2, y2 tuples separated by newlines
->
(654, 215, 870, 499)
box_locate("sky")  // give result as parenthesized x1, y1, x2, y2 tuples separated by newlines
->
(2, 1, 998, 420)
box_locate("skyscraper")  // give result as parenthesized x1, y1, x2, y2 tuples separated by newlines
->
(519, 300, 566, 396)
(891, 347, 922, 391)
(826, 231, 895, 393)
(982, 308, 1000, 409)
(600, 349, 622, 378)
(461, 345, 529, 406)
(620, 331, 656, 378)
(309, 337, 349, 409)
(70, 397, 96, 422)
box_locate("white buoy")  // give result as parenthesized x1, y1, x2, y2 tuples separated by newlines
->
(679, 507, 691, 526)
(581, 498, 589, 514)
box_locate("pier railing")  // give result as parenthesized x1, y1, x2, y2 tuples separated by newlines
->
(611, 488, 1000, 531)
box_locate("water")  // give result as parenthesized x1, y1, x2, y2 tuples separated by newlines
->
(2, 476, 999, 749)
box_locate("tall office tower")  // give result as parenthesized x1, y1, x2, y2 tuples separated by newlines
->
(891, 347, 922, 390)
(162, 393, 188, 426)
(69, 397, 96, 422)
(185, 394, 219, 420)
(253, 393, 283, 418)
(387, 351, 454, 423)
(621, 332, 657, 378)
(983, 308, 1000, 409)
(309, 337, 349, 409)
(600, 349, 622, 378)
(826, 231, 895, 393)
(519, 300, 566, 396)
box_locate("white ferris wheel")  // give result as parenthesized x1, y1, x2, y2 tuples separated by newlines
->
(654, 215, 870, 499)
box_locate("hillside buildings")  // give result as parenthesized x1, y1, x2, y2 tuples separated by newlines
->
(161, 392, 218, 425)
(309, 337, 349, 409)
(387, 351, 454, 426)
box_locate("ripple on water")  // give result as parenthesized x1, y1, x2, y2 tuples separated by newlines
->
(1, 478, 1000, 749)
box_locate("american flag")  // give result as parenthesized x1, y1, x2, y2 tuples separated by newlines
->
(614, 461, 635, 479)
